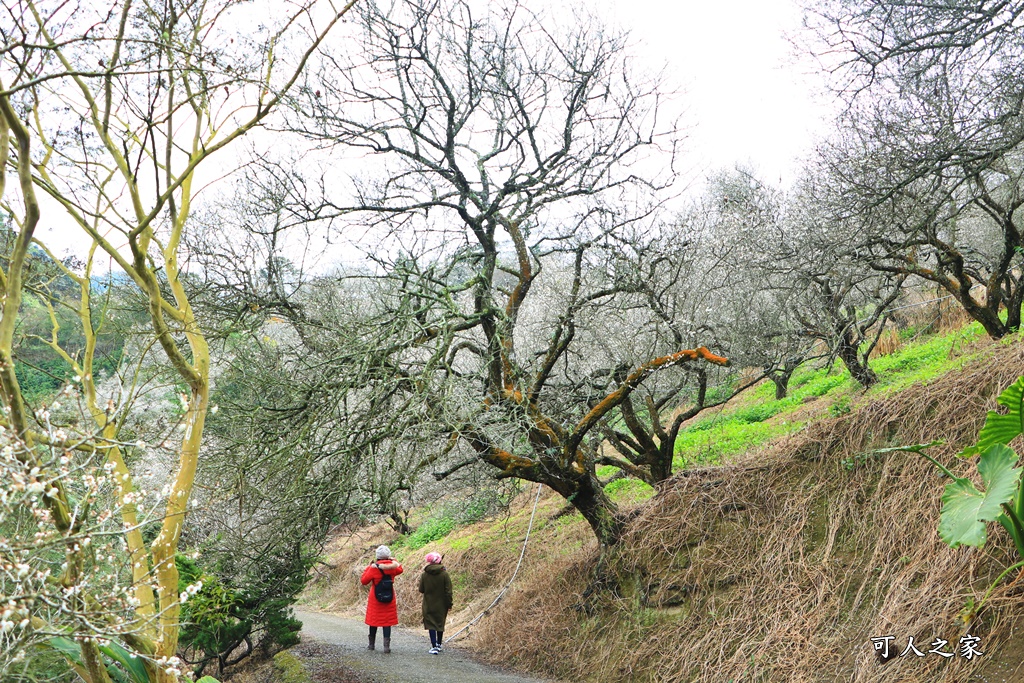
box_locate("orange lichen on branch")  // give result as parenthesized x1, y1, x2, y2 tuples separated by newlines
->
(500, 216, 533, 322)
(682, 347, 730, 367)
(527, 415, 563, 449)
(502, 386, 525, 403)
(566, 347, 730, 455)
(491, 449, 537, 476)
(462, 427, 536, 476)
(497, 382, 566, 446)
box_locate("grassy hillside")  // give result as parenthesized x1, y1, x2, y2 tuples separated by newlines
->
(304, 325, 1024, 682)
(670, 321, 987, 469)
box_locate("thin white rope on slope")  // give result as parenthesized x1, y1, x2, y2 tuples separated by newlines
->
(442, 297, 963, 640)
(443, 481, 544, 644)
(852, 292, 957, 326)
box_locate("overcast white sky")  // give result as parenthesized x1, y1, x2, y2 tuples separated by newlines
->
(580, 0, 831, 188)
(38, 0, 832, 263)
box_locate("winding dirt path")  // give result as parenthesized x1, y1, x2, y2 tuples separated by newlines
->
(294, 609, 559, 683)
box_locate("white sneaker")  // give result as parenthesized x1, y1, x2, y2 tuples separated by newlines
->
(428, 647, 439, 655)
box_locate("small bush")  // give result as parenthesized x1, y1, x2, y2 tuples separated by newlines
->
(605, 477, 655, 503)
(404, 517, 458, 549)
(177, 552, 305, 676)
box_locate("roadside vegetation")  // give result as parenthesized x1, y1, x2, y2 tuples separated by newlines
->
(6, 0, 1024, 682)
(311, 321, 1024, 683)
(671, 320, 988, 468)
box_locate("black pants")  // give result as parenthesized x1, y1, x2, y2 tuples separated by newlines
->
(428, 629, 444, 647)
(369, 626, 391, 638)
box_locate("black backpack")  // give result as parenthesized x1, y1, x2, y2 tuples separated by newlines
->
(373, 564, 394, 603)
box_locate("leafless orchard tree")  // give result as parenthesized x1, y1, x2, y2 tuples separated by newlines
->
(709, 167, 903, 388)
(0, 0, 352, 680)
(806, 0, 1024, 338)
(784, 176, 905, 387)
(183, 176, 511, 541)
(263, 0, 731, 546)
(679, 170, 817, 399)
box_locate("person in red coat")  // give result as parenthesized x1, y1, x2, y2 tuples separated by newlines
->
(361, 545, 403, 653)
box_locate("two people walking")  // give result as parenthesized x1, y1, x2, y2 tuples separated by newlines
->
(361, 545, 453, 654)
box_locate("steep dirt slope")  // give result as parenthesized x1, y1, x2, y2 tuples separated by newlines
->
(309, 338, 1024, 682)
(471, 338, 1024, 682)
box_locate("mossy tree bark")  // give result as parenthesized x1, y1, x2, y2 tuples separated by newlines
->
(0, 1, 353, 679)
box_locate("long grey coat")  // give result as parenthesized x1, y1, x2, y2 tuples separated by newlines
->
(418, 564, 453, 631)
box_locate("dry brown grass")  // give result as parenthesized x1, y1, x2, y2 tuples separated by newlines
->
(869, 327, 902, 358)
(301, 491, 598, 634)
(468, 338, 1024, 682)
(934, 303, 976, 335)
(896, 294, 976, 337)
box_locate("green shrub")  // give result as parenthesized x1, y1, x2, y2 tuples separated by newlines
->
(177, 553, 304, 676)
(404, 517, 458, 549)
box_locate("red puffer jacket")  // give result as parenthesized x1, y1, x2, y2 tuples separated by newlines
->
(361, 559, 403, 627)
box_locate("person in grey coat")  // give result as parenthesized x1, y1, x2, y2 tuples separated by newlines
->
(418, 552, 453, 654)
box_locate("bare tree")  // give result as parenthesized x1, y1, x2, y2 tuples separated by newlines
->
(687, 170, 817, 398)
(806, 0, 1024, 338)
(710, 168, 902, 388)
(266, 0, 728, 546)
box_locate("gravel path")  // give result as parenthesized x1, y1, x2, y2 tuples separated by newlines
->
(295, 609, 558, 683)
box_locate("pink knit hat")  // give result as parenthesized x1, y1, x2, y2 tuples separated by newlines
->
(425, 552, 442, 565)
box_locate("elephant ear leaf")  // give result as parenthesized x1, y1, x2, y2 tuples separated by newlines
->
(961, 376, 1024, 457)
(940, 444, 1022, 548)
(45, 637, 98, 682)
(46, 636, 83, 665)
(46, 637, 147, 683)
(99, 641, 151, 683)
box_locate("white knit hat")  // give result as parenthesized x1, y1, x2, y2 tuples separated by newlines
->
(375, 545, 392, 560)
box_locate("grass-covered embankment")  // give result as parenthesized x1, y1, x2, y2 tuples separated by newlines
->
(308, 325, 1024, 682)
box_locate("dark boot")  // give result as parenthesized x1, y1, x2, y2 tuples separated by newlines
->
(367, 633, 376, 651)
(382, 637, 391, 654)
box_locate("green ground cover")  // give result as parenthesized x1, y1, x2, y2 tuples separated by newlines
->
(671, 322, 989, 469)
(393, 322, 994, 546)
